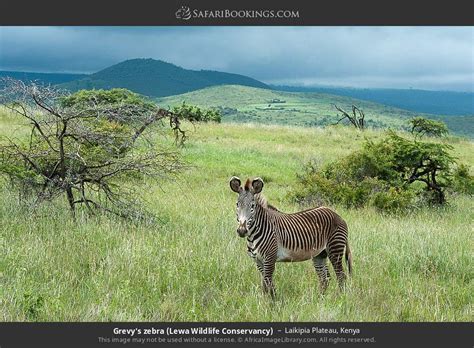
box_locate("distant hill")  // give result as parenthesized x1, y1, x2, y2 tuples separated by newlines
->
(60, 58, 269, 97)
(0, 71, 87, 85)
(2, 60, 472, 134)
(157, 85, 473, 137)
(272, 85, 474, 116)
(3, 60, 472, 119)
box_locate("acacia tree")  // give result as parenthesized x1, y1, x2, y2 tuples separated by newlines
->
(409, 117, 449, 138)
(372, 132, 455, 204)
(0, 79, 187, 219)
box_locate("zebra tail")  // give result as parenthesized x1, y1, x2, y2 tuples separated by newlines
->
(345, 242, 353, 276)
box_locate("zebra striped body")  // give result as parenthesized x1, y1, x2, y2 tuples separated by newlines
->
(230, 176, 352, 298)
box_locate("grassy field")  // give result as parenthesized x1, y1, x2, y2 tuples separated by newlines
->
(0, 110, 473, 321)
(156, 85, 474, 137)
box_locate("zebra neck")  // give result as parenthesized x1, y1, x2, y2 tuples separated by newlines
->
(247, 204, 271, 243)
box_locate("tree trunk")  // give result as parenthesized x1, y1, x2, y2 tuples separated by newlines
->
(66, 187, 76, 219)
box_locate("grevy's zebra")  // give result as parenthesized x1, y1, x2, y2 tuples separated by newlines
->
(230, 176, 352, 299)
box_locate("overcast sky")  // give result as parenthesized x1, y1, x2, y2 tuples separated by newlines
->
(0, 26, 473, 91)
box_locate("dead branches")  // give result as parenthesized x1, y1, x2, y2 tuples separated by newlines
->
(332, 104, 366, 130)
(0, 78, 187, 220)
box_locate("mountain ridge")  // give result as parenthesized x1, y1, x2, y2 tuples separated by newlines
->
(1, 58, 472, 117)
(59, 58, 269, 97)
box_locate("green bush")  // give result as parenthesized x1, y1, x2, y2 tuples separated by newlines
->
(60, 88, 156, 110)
(451, 163, 474, 195)
(291, 131, 466, 211)
(370, 188, 415, 212)
(293, 159, 388, 208)
(172, 102, 221, 123)
(59, 89, 157, 127)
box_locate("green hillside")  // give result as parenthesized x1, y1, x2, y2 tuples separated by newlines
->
(274, 85, 474, 116)
(1, 106, 472, 321)
(157, 85, 474, 136)
(60, 59, 269, 97)
(4, 61, 472, 128)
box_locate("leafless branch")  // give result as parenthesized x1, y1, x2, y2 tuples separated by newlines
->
(332, 104, 366, 130)
(0, 78, 187, 220)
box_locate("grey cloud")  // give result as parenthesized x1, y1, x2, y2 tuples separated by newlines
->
(0, 26, 472, 91)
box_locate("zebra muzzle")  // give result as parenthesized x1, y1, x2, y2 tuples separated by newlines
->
(237, 223, 247, 237)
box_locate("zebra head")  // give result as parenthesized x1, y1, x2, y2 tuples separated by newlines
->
(229, 176, 264, 238)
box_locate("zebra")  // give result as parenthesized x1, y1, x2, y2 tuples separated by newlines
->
(229, 176, 352, 299)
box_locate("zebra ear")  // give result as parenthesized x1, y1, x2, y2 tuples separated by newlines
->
(252, 177, 264, 194)
(229, 176, 242, 193)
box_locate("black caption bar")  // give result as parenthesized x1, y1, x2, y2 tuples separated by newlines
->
(0, 322, 472, 348)
(0, 0, 473, 25)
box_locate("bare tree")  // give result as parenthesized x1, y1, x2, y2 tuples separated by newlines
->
(0, 78, 187, 220)
(332, 104, 366, 130)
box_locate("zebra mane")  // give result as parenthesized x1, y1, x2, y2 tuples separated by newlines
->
(255, 194, 279, 212)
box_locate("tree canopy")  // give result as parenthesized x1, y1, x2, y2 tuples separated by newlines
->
(409, 117, 449, 138)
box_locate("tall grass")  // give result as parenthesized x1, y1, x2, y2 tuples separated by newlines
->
(0, 117, 473, 321)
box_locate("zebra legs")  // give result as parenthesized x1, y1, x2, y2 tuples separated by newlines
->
(255, 259, 266, 289)
(312, 249, 330, 293)
(328, 243, 347, 290)
(255, 258, 276, 299)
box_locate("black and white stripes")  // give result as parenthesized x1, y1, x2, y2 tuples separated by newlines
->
(230, 176, 352, 298)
